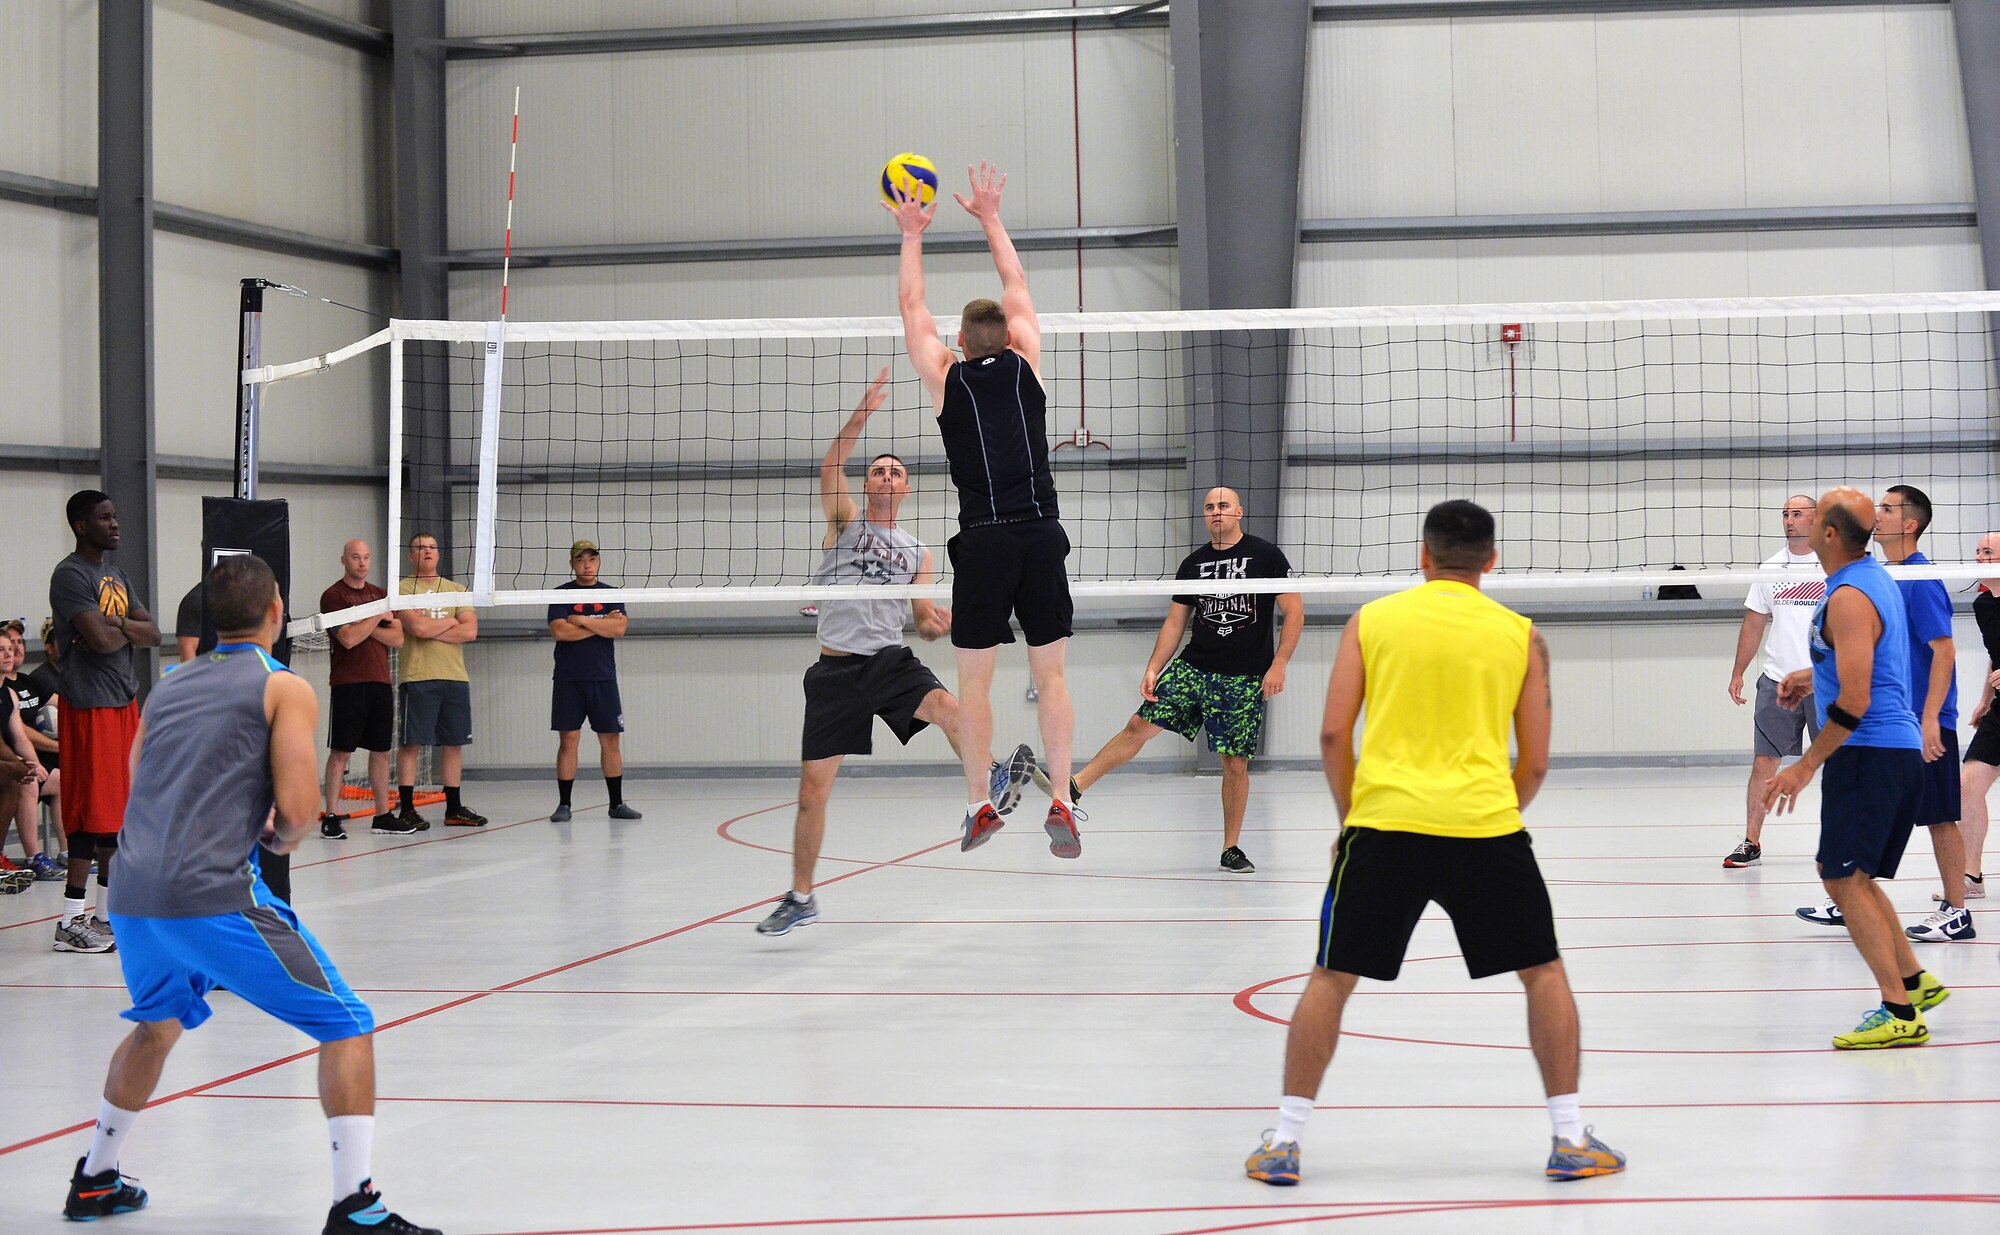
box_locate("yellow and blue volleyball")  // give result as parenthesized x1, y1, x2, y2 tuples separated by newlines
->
(880, 153, 938, 206)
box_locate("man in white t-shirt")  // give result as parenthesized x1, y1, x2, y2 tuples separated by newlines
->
(1723, 494, 1824, 868)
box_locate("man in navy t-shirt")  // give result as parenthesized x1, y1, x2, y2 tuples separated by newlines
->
(546, 541, 640, 822)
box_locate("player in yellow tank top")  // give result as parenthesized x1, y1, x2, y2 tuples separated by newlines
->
(1347, 578, 1531, 838)
(1244, 501, 1625, 1187)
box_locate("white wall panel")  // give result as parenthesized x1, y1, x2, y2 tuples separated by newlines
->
(446, 28, 1170, 248)
(1301, 7, 1971, 221)
(1294, 228, 1983, 309)
(1594, 14, 1746, 211)
(1, 471, 93, 636)
(0, 200, 100, 450)
(154, 0, 387, 244)
(1886, 5, 1974, 203)
(1301, 22, 1457, 221)
(0, 0, 95, 183)
(1449, 17, 1602, 215)
(448, 2, 1093, 38)
(452, 246, 1177, 321)
(153, 232, 392, 467)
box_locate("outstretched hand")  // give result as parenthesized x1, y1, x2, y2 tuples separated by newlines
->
(953, 161, 1007, 221)
(854, 366, 890, 420)
(881, 187, 936, 236)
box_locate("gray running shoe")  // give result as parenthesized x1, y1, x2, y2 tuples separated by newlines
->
(54, 916, 114, 954)
(607, 803, 643, 821)
(89, 914, 114, 938)
(755, 892, 819, 936)
(1026, 762, 1088, 821)
(989, 744, 1036, 815)
(1934, 874, 1987, 903)
(548, 803, 572, 823)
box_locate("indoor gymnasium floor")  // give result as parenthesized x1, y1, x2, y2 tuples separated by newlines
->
(2, 766, 1996, 1233)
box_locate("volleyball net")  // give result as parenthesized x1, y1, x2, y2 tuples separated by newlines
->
(246, 291, 2000, 638)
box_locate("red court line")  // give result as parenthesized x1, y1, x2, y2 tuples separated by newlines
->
(448, 1193, 2000, 1235)
(0, 910, 68, 933)
(17, 981, 1994, 999)
(189, 1092, 2000, 1114)
(1, 798, 976, 1161)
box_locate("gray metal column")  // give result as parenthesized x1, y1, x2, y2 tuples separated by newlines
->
(98, 0, 160, 682)
(1171, 0, 1312, 769)
(1954, 3, 2000, 372)
(1170, 0, 1312, 548)
(394, 0, 454, 567)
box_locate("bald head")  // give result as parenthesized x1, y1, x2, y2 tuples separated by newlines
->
(1202, 487, 1245, 547)
(1817, 487, 1875, 556)
(340, 539, 373, 584)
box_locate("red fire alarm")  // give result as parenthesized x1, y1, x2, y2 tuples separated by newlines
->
(1501, 322, 1523, 345)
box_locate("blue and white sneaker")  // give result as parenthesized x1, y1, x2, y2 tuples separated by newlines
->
(1244, 1132, 1300, 1185)
(1796, 899, 1844, 927)
(755, 892, 819, 936)
(324, 1181, 440, 1234)
(989, 743, 1037, 815)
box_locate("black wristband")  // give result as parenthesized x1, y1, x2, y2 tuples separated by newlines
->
(1825, 703, 1863, 731)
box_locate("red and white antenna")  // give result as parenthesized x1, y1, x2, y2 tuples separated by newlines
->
(500, 86, 520, 320)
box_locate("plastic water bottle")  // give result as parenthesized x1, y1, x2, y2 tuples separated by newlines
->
(1641, 584, 1655, 601)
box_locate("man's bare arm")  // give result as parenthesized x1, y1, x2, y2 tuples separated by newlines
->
(1320, 618, 1366, 821)
(954, 162, 1039, 372)
(822, 368, 890, 532)
(885, 194, 954, 406)
(1513, 626, 1553, 811)
(1729, 609, 1771, 704)
(265, 672, 322, 851)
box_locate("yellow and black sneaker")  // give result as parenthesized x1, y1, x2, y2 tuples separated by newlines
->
(1832, 1003, 1928, 1050)
(1912, 971, 1950, 1013)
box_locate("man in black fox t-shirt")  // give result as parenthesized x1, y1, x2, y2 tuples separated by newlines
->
(1062, 488, 1302, 873)
(887, 160, 1080, 860)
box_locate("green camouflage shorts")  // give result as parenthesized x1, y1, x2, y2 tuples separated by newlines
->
(1137, 658, 1265, 757)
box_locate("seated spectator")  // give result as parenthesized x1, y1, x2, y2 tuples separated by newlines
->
(0, 624, 57, 885)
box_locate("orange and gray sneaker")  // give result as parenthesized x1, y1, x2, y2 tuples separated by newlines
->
(960, 803, 1005, 852)
(1244, 1133, 1300, 1185)
(1546, 1127, 1627, 1180)
(1044, 799, 1081, 859)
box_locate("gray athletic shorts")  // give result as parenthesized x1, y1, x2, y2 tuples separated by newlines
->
(1754, 673, 1817, 759)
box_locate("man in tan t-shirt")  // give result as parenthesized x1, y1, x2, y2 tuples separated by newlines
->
(394, 532, 485, 827)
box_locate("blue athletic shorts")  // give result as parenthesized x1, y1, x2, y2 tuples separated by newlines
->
(111, 887, 375, 1042)
(551, 678, 624, 734)
(1817, 744, 1921, 880)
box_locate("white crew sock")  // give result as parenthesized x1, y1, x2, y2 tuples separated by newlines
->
(82, 1101, 142, 1177)
(967, 799, 992, 815)
(328, 1115, 376, 1201)
(1547, 1093, 1584, 1143)
(1274, 1095, 1313, 1146)
(64, 893, 89, 922)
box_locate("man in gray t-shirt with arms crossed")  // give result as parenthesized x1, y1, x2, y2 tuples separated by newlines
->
(756, 371, 1034, 936)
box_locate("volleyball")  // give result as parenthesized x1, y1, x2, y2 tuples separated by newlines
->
(880, 152, 938, 206)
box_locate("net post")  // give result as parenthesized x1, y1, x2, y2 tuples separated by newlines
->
(471, 320, 505, 600)
(235, 277, 266, 499)
(387, 326, 404, 603)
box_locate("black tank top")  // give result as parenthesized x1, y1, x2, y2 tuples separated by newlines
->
(1976, 589, 2000, 669)
(937, 350, 1059, 529)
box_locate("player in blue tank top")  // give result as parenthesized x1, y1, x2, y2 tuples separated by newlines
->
(1764, 489, 1950, 1050)
(62, 555, 440, 1234)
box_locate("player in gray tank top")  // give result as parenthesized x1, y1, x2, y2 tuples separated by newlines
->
(68, 555, 441, 1234)
(754, 372, 1038, 937)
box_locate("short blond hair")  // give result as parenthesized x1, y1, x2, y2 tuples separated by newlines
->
(960, 299, 1007, 359)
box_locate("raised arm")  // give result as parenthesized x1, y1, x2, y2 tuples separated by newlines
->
(884, 191, 954, 407)
(822, 367, 890, 536)
(954, 162, 1039, 373)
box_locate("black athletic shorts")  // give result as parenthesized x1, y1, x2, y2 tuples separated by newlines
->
(1966, 714, 2000, 767)
(399, 680, 472, 748)
(1817, 744, 1921, 879)
(1913, 726, 1962, 826)
(946, 518, 1074, 650)
(801, 646, 944, 761)
(328, 682, 394, 753)
(552, 679, 624, 734)
(1315, 826, 1560, 982)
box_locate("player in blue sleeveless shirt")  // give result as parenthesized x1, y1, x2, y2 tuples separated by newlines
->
(63, 555, 439, 1233)
(1764, 489, 1951, 1050)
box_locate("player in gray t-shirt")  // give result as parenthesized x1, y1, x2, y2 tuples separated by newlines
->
(756, 371, 1036, 936)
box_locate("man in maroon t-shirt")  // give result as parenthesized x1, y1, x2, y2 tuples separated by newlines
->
(319, 539, 402, 839)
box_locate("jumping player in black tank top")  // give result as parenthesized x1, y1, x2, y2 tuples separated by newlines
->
(886, 161, 1079, 859)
